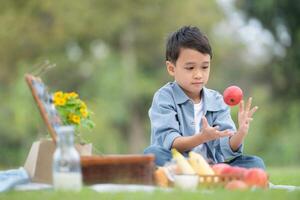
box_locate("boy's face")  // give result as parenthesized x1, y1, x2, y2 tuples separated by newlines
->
(166, 48, 211, 103)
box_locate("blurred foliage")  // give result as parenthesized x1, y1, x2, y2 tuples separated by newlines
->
(236, 0, 300, 166)
(237, 0, 300, 100)
(0, 0, 299, 168)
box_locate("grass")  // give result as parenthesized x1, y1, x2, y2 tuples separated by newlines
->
(1, 166, 299, 200)
(267, 167, 300, 185)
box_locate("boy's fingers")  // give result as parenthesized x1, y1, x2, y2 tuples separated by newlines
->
(249, 106, 258, 117)
(217, 130, 234, 137)
(239, 100, 244, 112)
(213, 125, 220, 130)
(246, 118, 253, 124)
(201, 116, 208, 128)
(246, 97, 252, 112)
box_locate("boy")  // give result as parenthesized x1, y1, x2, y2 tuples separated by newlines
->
(144, 26, 265, 169)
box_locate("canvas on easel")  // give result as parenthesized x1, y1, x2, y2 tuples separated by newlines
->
(24, 74, 59, 142)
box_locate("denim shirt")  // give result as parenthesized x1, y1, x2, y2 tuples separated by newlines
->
(149, 82, 243, 163)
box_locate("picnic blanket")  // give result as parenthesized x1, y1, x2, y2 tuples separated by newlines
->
(1, 167, 300, 192)
(269, 182, 300, 192)
(0, 167, 30, 192)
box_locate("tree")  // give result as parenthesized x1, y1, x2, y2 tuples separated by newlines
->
(237, 0, 300, 100)
(236, 0, 300, 166)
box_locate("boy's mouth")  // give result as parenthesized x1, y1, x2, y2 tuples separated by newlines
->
(191, 82, 204, 85)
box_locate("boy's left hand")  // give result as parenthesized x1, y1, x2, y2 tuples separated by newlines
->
(237, 97, 258, 136)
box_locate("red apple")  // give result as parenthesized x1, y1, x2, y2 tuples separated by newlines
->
(225, 180, 248, 190)
(223, 86, 243, 106)
(211, 163, 231, 175)
(219, 166, 234, 175)
(221, 166, 248, 177)
(231, 167, 248, 177)
(244, 168, 268, 188)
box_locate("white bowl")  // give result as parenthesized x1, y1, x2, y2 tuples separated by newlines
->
(174, 174, 199, 190)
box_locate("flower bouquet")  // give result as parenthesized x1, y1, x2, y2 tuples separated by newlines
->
(53, 91, 95, 143)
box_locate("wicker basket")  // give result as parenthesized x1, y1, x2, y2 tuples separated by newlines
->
(199, 174, 243, 188)
(81, 154, 155, 185)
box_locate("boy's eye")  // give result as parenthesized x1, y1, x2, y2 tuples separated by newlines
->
(202, 66, 209, 69)
(185, 67, 194, 70)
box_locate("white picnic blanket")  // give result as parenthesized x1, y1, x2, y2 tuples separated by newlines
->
(269, 182, 300, 192)
(1, 167, 299, 192)
(90, 184, 162, 192)
(0, 167, 30, 192)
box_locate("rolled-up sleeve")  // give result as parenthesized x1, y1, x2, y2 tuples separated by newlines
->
(214, 106, 243, 161)
(149, 91, 181, 150)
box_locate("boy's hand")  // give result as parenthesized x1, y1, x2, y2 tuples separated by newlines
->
(200, 116, 234, 142)
(237, 97, 258, 136)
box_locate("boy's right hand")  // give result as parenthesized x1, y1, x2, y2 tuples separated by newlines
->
(200, 116, 233, 142)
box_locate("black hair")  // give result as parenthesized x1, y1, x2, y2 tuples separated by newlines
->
(165, 26, 212, 63)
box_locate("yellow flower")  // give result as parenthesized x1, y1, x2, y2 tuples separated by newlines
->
(65, 92, 79, 99)
(54, 91, 64, 99)
(53, 91, 66, 106)
(53, 90, 94, 133)
(68, 92, 78, 98)
(80, 108, 88, 118)
(69, 114, 81, 124)
(80, 101, 87, 109)
(54, 97, 66, 106)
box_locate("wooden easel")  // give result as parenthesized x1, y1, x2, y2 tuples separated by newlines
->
(25, 74, 59, 143)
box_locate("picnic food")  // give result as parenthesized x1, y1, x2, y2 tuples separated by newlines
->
(169, 149, 269, 190)
(223, 85, 243, 106)
(211, 164, 268, 189)
(171, 149, 195, 174)
(188, 151, 215, 175)
(154, 167, 169, 187)
(244, 168, 268, 188)
(174, 174, 199, 190)
(219, 166, 248, 177)
(211, 163, 231, 175)
(225, 180, 248, 190)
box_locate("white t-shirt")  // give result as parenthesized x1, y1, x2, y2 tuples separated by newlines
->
(193, 99, 207, 158)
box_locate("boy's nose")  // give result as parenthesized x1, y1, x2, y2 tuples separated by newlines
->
(193, 70, 202, 79)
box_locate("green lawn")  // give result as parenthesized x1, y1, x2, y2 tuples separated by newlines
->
(1, 167, 299, 200)
(268, 167, 300, 186)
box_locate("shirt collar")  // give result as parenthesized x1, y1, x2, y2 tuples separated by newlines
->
(202, 87, 225, 112)
(173, 81, 224, 112)
(172, 82, 190, 104)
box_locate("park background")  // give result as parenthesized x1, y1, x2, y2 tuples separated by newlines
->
(0, 0, 299, 169)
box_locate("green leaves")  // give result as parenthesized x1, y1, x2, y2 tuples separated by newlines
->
(53, 91, 95, 140)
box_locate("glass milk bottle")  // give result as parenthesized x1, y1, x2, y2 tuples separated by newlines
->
(52, 126, 82, 191)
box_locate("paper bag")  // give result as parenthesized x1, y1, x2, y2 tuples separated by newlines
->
(24, 139, 92, 184)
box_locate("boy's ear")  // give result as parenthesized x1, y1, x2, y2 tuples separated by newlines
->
(166, 61, 175, 76)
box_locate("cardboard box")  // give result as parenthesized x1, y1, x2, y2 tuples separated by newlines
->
(24, 139, 92, 184)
